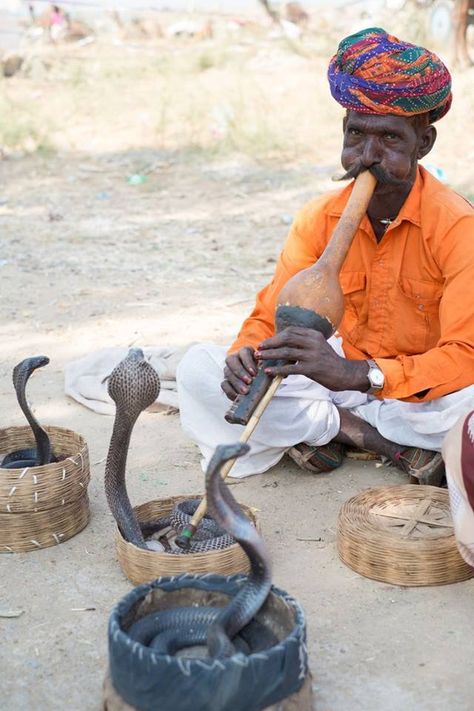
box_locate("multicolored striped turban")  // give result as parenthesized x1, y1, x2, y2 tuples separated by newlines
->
(327, 27, 452, 122)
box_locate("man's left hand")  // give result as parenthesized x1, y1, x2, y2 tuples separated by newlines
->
(255, 326, 370, 392)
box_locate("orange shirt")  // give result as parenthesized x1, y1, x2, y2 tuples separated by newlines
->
(229, 167, 474, 402)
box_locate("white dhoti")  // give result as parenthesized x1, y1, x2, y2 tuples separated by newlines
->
(443, 410, 474, 567)
(177, 341, 474, 478)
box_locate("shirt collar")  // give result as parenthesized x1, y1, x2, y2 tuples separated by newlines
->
(327, 166, 423, 229)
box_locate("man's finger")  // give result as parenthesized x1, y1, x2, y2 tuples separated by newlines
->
(256, 346, 303, 362)
(225, 356, 253, 384)
(239, 347, 257, 376)
(223, 368, 250, 395)
(221, 380, 238, 401)
(263, 363, 301, 377)
(259, 326, 321, 349)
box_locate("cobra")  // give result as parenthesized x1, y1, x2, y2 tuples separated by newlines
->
(127, 441, 273, 658)
(104, 349, 233, 552)
(2, 356, 55, 469)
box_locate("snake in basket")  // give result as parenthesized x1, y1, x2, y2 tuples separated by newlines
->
(126, 440, 275, 657)
(105, 349, 242, 553)
(1, 356, 56, 469)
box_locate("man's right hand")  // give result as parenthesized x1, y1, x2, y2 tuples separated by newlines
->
(221, 347, 258, 401)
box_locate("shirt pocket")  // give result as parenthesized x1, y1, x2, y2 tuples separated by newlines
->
(397, 276, 443, 354)
(339, 271, 367, 342)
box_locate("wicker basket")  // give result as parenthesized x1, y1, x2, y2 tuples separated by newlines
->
(0, 425, 90, 513)
(116, 495, 259, 585)
(337, 484, 474, 587)
(0, 494, 90, 553)
(0, 425, 90, 552)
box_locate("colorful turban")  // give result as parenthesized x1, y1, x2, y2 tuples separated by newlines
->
(327, 27, 452, 122)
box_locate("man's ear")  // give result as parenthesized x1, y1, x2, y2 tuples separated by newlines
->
(342, 114, 348, 133)
(417, 125, 437, 159)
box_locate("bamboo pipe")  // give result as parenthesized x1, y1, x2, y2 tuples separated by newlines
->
(176, 170, 377, 549)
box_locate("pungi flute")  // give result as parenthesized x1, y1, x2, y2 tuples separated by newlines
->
(176, 170, 377, 549)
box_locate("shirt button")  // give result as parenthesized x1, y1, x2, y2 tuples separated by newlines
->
(418, 304, 424, 310)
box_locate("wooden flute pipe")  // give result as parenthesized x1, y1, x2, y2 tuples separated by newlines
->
(225, 170, 377, 427)
(175, 171, 377, 549)
(174, 374, 283, 550)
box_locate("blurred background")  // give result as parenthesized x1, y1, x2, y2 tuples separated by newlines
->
(0, 1, 473, 354)
(0, 0, 473, 185)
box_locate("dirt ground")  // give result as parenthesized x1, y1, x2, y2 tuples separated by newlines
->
(1, 21, 474, 711)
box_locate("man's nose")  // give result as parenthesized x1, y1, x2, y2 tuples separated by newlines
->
(360, 137, 382, 167)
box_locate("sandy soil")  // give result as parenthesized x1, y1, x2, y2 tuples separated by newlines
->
(1, 28, 474, 711)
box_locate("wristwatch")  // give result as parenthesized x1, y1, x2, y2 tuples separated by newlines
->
(366, 359, 384, 393)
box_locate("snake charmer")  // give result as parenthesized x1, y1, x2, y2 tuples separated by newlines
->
(177, 27, 474, 483)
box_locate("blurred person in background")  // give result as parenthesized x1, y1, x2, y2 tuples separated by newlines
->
(49, 4, 66, 42)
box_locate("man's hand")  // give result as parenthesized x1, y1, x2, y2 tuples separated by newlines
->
(221, 346, 258, 401)
(255, 326, 370, 392)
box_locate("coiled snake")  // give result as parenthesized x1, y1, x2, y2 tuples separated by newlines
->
(127, 441, 274, 658)
(2, 356, 55, 469)
(106, 349, 274, 657)
(105, 349, 233, 552)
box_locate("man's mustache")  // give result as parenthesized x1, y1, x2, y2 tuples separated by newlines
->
(336, 163, 406, 187)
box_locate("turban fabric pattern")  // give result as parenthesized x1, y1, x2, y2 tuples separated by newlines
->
(327, 27, 452, 122)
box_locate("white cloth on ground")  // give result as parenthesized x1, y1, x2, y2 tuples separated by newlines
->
(177, 341, 474, 478)
(64, 346, 190, 415)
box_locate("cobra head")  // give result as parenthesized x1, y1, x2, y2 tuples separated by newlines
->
(107, 349, 160, 419)
(12, 355, 50, 390)
(205, 442, 250, 491)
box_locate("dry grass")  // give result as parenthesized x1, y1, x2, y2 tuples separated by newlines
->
(0, 14, 473, 194)
(0, 27, 352, 169)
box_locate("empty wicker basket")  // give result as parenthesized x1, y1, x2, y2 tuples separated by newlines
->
(116, 495, 259, 585)
(337, 484, 474, 587)
(0, 425, 90, 553)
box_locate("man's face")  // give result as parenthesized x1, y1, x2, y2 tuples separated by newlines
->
(341, 111, 431, 192)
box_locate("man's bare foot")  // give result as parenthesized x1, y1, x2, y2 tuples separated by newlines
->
(334, 408, 401, 461)
(334, 408, 445, 486)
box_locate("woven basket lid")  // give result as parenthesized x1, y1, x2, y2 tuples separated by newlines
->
(337, 484, 474, 586)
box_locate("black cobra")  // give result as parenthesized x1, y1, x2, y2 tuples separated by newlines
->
(127, 442, 274, 658)
(105, 349, 161, 548)
(105, 349, 234, 552)
(2, 356, 55, 469)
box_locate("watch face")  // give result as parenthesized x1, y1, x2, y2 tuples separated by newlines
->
(371, 368, 384, 387)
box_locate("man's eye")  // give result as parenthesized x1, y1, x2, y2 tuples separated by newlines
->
(384, 133, 398, 140)
(348, 128, 361, 136)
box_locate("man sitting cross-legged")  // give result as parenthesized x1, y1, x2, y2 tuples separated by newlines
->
(177, 28, 474, 483)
